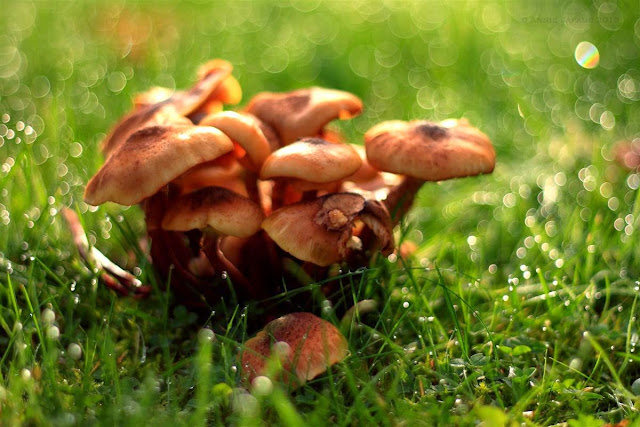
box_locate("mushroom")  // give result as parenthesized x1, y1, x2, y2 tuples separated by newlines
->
(85, 125, 234, 206)
(364, 118, 496, 223)
(199, 111, 273, 205)
(246, 87, 363, 146)
(199, 111, 271, 173)
(241, 312, 348, 387)
(262, 193, 393, 267)
(260, 137, 362, 208)
(161, 186, 265, 300)
(101, 59, 235, 158)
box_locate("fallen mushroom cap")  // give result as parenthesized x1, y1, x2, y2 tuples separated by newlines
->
(161, 186, 264, 238)
(260, 137, 362, 186)
(241, 312, 348, 386)
(85, 125, 233, 206)
(365, 119, 496, 182)
(246, 87, 363, 145)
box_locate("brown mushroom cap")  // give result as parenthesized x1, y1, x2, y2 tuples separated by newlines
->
(241, 312, 348, 387)
(85, 125, 234, 206)
(133, 87, 177, 110)
(161, 186, 264, 238)
(246, 87, 363, 145)
(365, 119, 496, 182)
(200, 111, 271, 172)
(260, 137, 361, 186)
(101, 60, 234, 158)
(170, 59, 234, 116)
(262, 193, 366, 266)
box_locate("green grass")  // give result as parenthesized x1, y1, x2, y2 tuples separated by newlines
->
(2, 0, 640, 425)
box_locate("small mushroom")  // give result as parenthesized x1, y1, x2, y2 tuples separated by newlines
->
(246, 87, 363, 146)
(199, 111, 272, 173)
(161, 186, 265, 300)
(85, 125, 234, 206)
(365, 118, 495, 222)
(161, 186, 264, 238)
(262, 193, 393, 266)
(260, 137, 362, 208)
(241, 312, 348, 387)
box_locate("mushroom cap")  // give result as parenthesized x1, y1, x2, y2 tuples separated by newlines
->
(246, 87, 363, 145)
(200, 111, 271, 172)
(365, 119, 496, 181)
(241, 312, 348, 387)
(262, 193, 366, 266)
(161, 186, 264, 238)
(170, 59, 234, 116)
(260, 138, 361, 185)
(100, 104, 192, 158)
(101, 60, 234, 158)
(85, 125, 234, 206)
(133, 86, 177, 110)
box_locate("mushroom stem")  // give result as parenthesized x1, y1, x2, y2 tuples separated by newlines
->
(270, 180, 302, 210)
(201, 231, 255, 301)
(382, 176, 424, 225)
(244, 170, 262, 207)
(301, 191, 317, 202)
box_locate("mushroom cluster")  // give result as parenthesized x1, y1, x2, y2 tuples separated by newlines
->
(83, 59, 496, 309)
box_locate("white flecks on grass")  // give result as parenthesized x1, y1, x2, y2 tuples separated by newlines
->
(67, 343, 82, 360)
(46, 326, 60, 340)
(251, 376, 273, 397)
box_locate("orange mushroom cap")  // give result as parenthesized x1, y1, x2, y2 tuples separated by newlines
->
(101, 60, 234, 158)
(241, 312, 348, 387)
(365, 119, 496, 182)
(200, 111, 271, 172)
(246, 87, 363, 145)
(262, 192, 393, 266)
(85, 125, 233, 206)
(161, 186, 264, 238)
(260, 137, 361, 186)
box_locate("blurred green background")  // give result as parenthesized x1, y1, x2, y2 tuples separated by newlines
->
(2, 0, 640, 424)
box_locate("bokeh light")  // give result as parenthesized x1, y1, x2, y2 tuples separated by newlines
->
(574, 41, 600, 69)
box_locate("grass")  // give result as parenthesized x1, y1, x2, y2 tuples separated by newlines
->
(2, 0, 640, 425)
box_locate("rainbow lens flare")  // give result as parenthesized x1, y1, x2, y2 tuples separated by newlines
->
(575, 41, 600, 69)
